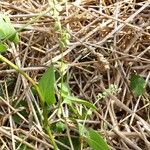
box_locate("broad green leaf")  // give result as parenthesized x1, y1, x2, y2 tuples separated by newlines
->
(38, 64, 56, 105)
(130, 74, 146, 96)
(0, 43, 8, 53)
(78, 124, 110, 150)
(86, 129, 110, 150)
(0, 13, 19, 43)
(62, 94, 96, 110)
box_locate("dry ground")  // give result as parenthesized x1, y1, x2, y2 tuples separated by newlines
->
(0, 0, 150, 150)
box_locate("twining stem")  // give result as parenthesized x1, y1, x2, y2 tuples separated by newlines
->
(43, 106, 58, 150)
(0, 54, 58, 150)
(0, 54, 44, 104)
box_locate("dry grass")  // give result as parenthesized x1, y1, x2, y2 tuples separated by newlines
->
(0, 0, 150, 149)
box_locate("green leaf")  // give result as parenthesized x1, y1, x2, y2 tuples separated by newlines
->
(58, 82, 71, 96)
(9, 32, 19, 43)
(38, 64, 56, 105)
(59, 82, 96, 110)
(0, 28, 5, 40)
(55, 122, 66, 132)
(0, 13, 19, 43)
(130, 74, 146, 96)
(51, 121, 66, 133)
(0, 43, 8, 53)
(54, 21, 61, 31)
(78, 123, 89, 137)
(62, 94, 96, 110)
(86, 129, 110, 150)
(78, 124, 110, 150)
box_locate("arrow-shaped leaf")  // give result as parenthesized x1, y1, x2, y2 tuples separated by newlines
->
(38, 64, 56, 105)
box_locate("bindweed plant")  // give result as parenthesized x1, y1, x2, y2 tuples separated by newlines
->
(0, 13, 58, 149)
(0, 8, 111, 150)
(48, 1, 110, 149)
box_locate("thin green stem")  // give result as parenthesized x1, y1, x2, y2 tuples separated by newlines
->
(43, 106, 58, 150)
(0, 55, 34, 85)
(0, 54, 44, 104)
(0, 54, 58, 149)
(46, 126, 58, 150)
